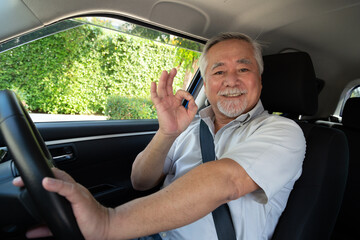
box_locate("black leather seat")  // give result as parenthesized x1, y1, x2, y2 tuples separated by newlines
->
(260, 52, 349, 240)
(331, 97, 360, 240)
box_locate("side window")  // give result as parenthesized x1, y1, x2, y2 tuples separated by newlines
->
(349, 85, 360, 98)
(0, 17, 203, 122)
(333, 80, 360, 119)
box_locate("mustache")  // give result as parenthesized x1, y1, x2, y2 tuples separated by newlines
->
(217, 88, 247, 96)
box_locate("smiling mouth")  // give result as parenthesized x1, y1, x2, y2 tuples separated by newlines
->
(218, 89, 247, 97)
(224, 93, 243, 97)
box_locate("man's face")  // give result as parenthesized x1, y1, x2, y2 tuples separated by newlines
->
(204, 39, 262, 119)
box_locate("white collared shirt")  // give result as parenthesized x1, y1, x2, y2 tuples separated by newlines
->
(160, 100, 305, 240)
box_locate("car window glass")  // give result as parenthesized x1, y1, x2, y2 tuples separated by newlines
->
(350, 85, 360, 98)
(0, 17, 203, 122)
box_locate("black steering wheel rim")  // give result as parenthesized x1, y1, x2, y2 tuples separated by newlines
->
(0, 90, 84, 240)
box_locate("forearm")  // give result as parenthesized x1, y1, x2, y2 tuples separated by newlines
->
(131, 68, 198, 191)
(110, 160, 237, 240)
(131, 131, 177, 190)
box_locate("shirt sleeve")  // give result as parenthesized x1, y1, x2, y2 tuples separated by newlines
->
(219, 115, 306, 204)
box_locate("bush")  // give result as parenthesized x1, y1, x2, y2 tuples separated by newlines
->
(0, 24, 195, 117)
(105, 95, 157, 120)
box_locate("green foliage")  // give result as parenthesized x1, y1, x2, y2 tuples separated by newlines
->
(0, 23, 200, 119)
(350, 87, 360, 97)
(105, 96, 157, 120)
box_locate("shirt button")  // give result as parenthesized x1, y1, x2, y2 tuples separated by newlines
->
(161, 232, 167, 238)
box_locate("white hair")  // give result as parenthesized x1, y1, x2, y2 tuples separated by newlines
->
(199, 32, 263, 81)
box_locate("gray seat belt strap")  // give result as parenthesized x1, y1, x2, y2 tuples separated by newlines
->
(199, 120, 237, 240)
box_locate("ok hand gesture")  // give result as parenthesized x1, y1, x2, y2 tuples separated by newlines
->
(151, 68, 198, 137)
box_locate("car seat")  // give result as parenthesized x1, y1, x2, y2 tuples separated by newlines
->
(260, 52, 349, 240)
(331, 97, 360, 240)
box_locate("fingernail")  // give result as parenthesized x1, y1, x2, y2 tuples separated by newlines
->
(12, 177, 20, 184)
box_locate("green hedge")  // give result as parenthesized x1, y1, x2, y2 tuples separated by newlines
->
(105, 96, 156, 120)
(0, 24, 199, 119)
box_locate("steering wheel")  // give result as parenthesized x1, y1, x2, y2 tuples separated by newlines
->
(0, 90, 84, 240)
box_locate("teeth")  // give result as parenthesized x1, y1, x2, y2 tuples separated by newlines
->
(219, 89, 246, 97)
(226, 93, 241, 97)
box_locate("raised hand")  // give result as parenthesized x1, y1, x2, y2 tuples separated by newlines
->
(151, 68, 198, 137)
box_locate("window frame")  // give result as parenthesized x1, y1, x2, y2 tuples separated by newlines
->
(333, 78, 360, 119)
(0, 15, 205, 122)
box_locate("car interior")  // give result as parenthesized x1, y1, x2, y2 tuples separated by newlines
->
(0, 0, 359, 239)
(261, 52, 348, 240)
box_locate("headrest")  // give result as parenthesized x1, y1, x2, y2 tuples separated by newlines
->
(261, 52, 318, 116)
(342, 97, 360, 129)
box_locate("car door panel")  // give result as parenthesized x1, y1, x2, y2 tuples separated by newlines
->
(1, 119, 159, 208)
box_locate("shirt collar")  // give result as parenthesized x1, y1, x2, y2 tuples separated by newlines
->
(199, 100, 265, 125)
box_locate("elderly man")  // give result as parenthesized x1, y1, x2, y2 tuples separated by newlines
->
(14, 32, 305, 240)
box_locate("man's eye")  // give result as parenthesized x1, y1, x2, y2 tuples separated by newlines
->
(214, 71, 224, 75)
(240, 68, 249, 72)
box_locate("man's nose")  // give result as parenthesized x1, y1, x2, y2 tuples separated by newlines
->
(224, 71, 239, 87)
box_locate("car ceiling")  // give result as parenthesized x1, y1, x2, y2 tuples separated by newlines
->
(1, 0, 360, 118)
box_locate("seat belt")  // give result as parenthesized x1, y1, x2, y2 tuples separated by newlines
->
(199, 120, 237, 240)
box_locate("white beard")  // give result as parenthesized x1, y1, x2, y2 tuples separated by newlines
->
(216, 88, 248, 118)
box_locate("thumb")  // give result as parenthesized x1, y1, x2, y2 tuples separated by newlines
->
(42, 177, 85, 204)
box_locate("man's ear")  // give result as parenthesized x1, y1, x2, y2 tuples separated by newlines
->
(205, 98, 211, 106)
